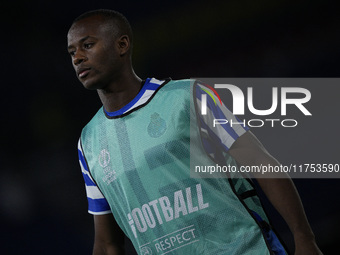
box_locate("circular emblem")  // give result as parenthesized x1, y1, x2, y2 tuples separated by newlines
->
(140, 246, 153, 255)
(98, 149, 110, 168)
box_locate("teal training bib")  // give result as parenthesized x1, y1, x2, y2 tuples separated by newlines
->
(81, 79, 273, 255)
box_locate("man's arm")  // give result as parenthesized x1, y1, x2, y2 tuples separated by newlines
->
(93, 214, 125, 255)
(228, 131, 323, 255)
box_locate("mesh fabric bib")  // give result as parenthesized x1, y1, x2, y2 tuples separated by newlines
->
(80, 79, 273, 255)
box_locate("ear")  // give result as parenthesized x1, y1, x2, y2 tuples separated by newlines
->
(117, 35, 130, 56)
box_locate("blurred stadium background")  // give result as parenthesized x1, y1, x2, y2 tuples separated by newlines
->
(1, 0, 339, 254)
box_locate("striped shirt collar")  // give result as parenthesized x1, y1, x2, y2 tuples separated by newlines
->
(104, 78, 168, 118)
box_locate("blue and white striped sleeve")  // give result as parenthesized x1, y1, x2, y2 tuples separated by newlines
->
(195, 82, 249, 153)
(78, 139, 111, 215)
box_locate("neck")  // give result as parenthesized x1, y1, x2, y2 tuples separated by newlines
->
(97, 70, 142, 113)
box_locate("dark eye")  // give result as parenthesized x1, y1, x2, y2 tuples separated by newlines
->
(84, 43, 94, 49)
(69, 50, 75, 57)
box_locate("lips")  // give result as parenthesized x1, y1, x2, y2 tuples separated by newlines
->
(77, 67, 91, 78)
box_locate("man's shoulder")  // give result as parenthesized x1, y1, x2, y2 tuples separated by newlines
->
(161, 78, 198, 92)
(81, 107, 105, 135)
(167, 78, 196, 86)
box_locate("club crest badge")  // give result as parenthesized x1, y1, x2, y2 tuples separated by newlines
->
(147, 112, 167, 138)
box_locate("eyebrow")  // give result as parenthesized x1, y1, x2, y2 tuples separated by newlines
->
(67, 35, 92, 49)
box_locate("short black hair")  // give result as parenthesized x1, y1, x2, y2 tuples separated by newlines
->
(72, 9, 133, 45)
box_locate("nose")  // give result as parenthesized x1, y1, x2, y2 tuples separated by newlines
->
(73, 50, 87, 66)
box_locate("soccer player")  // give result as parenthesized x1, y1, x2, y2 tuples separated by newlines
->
(67, 9, 323, 255)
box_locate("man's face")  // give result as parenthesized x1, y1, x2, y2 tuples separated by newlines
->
(67, 16, 123, 90)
